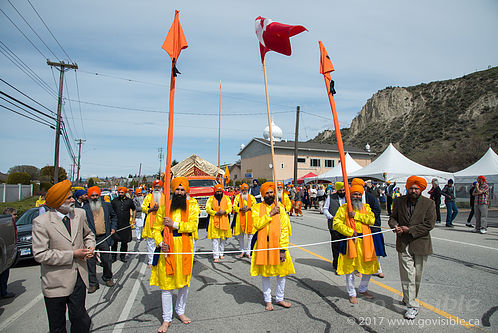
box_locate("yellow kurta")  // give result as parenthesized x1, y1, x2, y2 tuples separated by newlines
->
(280, 193, 292, 213)
(206, 195, 233, 239)
(332, 203, 379, 275)
(250, 202, 295, 277)
(190, 197, 201, 240)
(150, 198, 199, 290)
(141, 193, 164, 239)
(232, 194, 257, 236)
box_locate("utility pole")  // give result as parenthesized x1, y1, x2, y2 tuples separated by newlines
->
(158, 148, 164, 178)
(75, 139, 86, 185)
(138, 163, 142, 184)
(293, 105, 300, 186)
(47, 60, 78, 183)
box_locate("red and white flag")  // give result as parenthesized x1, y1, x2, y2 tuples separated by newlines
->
(255, 16, 307, 62)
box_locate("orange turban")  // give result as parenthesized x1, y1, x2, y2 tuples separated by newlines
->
(134, 188, 142, 195)
(170, 177, 190, 193)
(87, 186, 101, 196)
(214, 184, 223, 192)
(350, 184, 364, 195)
(118, 187, 128, 193)
(45, 180, 71, 208)
(406, 176, 427, 191)
(260, 182, 275, 196)
(351, 178, 365, 187)
(276, 181, 284, 188)
(240, 183, 249, 190)
(152, 180, 163, 188)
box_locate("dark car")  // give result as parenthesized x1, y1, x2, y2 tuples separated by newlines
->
(15, 207, 41, 261)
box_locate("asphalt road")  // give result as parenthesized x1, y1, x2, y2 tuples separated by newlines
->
(1, 208, 497, 332)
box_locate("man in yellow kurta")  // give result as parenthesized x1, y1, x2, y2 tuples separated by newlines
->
(206, 184, 232, 262)
(251, 182, 295, 311)
(142, 180, 164, 268)
(150, 177, 199, 333)
(232, 183, 257, 259)
(333, 183, 379, 304)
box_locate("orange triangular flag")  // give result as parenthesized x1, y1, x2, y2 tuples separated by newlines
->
(162, 10, 188, 61)
(319, 41, 334, 76)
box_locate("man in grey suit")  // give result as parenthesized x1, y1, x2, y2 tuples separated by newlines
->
(32, 180, 95, 333)
(323, 182, 346, 274)
(388, 176, 436, 320)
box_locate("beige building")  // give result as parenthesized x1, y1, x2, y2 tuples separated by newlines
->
(238, 138, 374, 183)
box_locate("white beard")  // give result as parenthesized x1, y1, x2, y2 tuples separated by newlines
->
(352, 198, 363, 211)
(58, 202, 75, 215)
(153, 190, 161, 203)
(242, 193, 248, 201)
(90, 199, 102, 213)
(136, 196, 144, 206)
(277, 190, 283, 199)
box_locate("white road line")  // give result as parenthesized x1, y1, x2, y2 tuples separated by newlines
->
(432, 236, 498, 251)
(112, 262, 147, 333)
(0, 293, 43, 331)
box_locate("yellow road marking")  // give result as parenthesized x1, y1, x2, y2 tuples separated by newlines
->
(290, 242, 480, 330)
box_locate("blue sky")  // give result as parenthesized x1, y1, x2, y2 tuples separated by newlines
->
(1, 0, 497, 178)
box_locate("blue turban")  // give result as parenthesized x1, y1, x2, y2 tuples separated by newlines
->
(73, 189, 87, 199)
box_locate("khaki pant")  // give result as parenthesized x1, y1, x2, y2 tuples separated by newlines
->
(474, 204, 488, 230)
(398, 246, 428, 308)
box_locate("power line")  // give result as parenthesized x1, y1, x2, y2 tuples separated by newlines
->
(0, 96, 54, 127)
(63, 76, 79, 139)
(74, 70, 86, 139)
(0, 8, 48, 60)
(7, 0, 60, 61)
(0, 91, 56, 120)
(0, 42, 58, 98)
(0, 77, 55, 115)
(0, 104, 54, 128)
(27, 0, 73, 63)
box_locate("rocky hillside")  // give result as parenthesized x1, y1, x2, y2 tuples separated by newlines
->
(313, 67, 498, 172)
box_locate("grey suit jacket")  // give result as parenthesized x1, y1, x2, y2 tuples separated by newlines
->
(32, 208, 96, 297)
(388, 195, 436, 256)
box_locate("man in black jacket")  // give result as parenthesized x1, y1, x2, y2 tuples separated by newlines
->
(323, 182, 346, 274)
(110, 187, 136, 262)
(84, 186, 118, 293)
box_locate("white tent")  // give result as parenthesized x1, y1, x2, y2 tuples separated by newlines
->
(455, 147, 498, 183)
(349, 143, 454, 185)
(305, 153, 363, 183)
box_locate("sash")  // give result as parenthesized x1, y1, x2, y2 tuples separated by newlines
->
(255, 203, 281, 266)
(238, 194, 253, 233)
(212, 196, 229, 230)
(163, 200, 192, 275)
(345, 205, 376, 262)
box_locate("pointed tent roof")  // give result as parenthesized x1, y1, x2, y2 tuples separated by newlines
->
(348, 143, 453, 182)
(297, 172, 317, 184)
(306, 153, 363, 183)
(455, 147, 498, 183)
(171, 154, 224, 178)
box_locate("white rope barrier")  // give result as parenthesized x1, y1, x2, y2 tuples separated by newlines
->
(95, 228, 395, 256)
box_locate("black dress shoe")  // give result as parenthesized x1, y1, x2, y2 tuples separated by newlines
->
(120, 257, 128, 263)
(88, 285, 99, 294)
(1, 292, 15, 298)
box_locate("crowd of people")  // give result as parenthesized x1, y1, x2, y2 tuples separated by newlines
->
(10, 172, 490, 332)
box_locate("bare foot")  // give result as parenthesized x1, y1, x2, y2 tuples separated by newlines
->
(377, 273, 385, 278)
(354, 271, 362, 277)
(265, 302, 274, 311)
(236, 253, 244, 258)
(157, 321, 171, 333)
(220, 256, 225, 260)
(147, 264, 153, 269)
(213, 258, 220, 263)
(177, 314, 191, 324)
(246, 253, 251, 259)
(359, 291, 374, 299)
(349, 296, 358, 304)
(276, 300, 292, 308)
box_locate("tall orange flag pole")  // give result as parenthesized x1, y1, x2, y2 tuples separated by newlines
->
(262, 59, 277, 184)
(161, 10, 188, 260)
(319, 41, 357, 255)
(218, 81, 222, 185)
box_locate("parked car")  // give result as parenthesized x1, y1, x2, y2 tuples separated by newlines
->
(0, 214, 17, 273)
(15, 207, 40, 261)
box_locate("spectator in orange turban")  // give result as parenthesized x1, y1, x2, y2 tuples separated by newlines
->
(134, 188, 142, 195)
(152, 180, 163, 188)
(170, 177, 190, 193)
(87, 186, 101, 197)
(406, 176, 427, 191)
(118, 187, 128, 193)
(45, 180, 72, 208)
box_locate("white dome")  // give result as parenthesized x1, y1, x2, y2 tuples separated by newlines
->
(263, 121, 283, 142)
